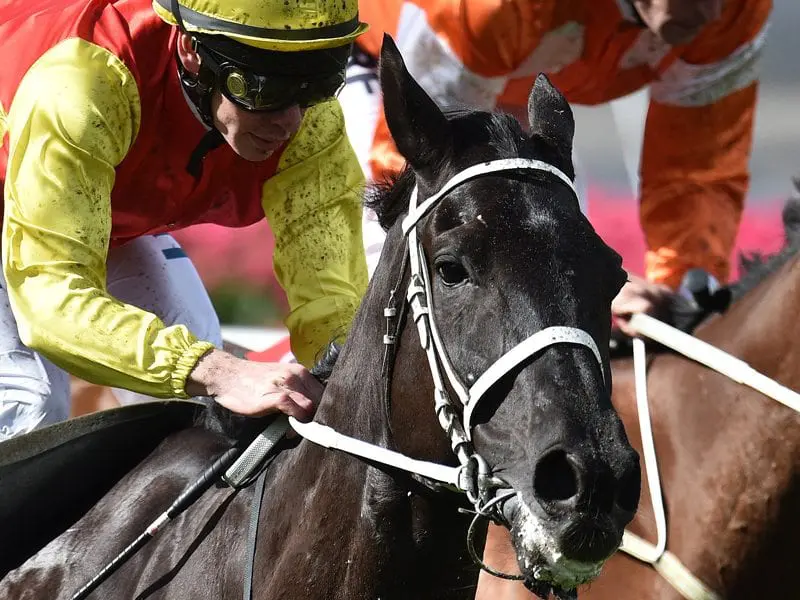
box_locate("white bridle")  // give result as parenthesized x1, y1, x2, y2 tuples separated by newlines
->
(401, 158, 604, 457)
(230, 158, 607, 509)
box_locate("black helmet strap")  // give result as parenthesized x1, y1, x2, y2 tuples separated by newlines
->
(171, 0, 218, 130)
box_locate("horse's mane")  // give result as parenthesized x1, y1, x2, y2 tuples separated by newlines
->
(729, 185, 800, 302)
(366, 167, 416, 231)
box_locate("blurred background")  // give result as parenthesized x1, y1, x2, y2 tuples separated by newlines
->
(173, 0, 799, 344)
(573, 0, 799, 278)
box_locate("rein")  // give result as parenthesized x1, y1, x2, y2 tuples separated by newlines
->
(620, 312, 800, 600)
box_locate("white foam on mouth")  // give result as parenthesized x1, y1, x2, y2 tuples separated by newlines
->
(514, 500, 605, 590)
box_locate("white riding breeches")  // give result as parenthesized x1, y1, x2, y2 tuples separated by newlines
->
(340, 57, 589, 279)
(0, 233, 222, 440)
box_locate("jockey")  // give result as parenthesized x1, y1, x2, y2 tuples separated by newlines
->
(0, 0, 369, 438)
(340, 0, 771, 334)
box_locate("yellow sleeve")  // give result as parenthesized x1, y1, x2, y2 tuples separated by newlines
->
(261, 100, 368, 368)
(3, 39, 214, 398)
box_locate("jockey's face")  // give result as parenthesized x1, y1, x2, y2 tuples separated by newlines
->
(176, 32, 305, 162)
(211, 92, 305, 162)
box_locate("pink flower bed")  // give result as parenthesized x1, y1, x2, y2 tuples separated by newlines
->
(587, 190, 785, 280)
(174, 219, 283, 294)
(174, 189, 787, 292)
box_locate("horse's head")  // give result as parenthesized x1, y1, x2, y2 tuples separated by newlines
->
(372, 37, 641, 594)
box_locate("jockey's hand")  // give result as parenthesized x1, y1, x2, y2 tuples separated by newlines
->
(185, 349, 321, 421)
(611, 274, 675, 337)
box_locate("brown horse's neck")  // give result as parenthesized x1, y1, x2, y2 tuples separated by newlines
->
(605, 254, 800, 599)
(686, 253, 800, 595)
(649, 253, 800, 436)
(704, 253, 800, 378)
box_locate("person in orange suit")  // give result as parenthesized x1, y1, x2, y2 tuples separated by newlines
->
(339, 0, 770, 338)
(334, 0, 771, 596)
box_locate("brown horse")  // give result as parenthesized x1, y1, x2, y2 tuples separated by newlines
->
(476, 191, 800, 599)
(0, 38, 640, 600)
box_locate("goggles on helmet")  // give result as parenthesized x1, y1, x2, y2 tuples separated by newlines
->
(194, 39, 347, 112)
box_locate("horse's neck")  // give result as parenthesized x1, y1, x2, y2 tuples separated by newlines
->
(661, 254, 800, 459)
(637, 255, 800, 593)
(702, 254, 800, 388)
(252, 224, 457, 597)
(311, 216, 450, 447)
(313, 222, 410, 440)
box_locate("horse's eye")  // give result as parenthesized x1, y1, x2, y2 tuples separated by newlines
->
(436, 260, 469, 287)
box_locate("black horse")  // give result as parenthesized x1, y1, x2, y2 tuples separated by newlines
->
(0, 37, 640, 600)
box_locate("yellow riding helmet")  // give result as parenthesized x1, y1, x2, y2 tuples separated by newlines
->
(152, 0, 368, 51)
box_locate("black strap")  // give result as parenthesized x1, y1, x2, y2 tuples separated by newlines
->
(186, 129, 224, 179)
(380, 241, 410, 423)
(243, 467, 269, 600)
(170, 0, 186, 30)
(159, 0, 361, 42)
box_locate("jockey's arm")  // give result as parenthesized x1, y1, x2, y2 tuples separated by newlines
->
(2, 40, 215, 398)
(261, 100, 368, 368)
(638, 0, 770, 288)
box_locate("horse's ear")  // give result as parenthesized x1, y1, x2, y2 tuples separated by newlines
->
(379, 34, 451, 171)
(527, 74, 574, 167)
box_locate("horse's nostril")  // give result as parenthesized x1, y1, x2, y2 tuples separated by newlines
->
(533, 448, 580, 505)
(616, 463, 642, 513)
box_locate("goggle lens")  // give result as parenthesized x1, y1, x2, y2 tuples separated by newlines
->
(221, 66, 344, 111)
(197, 43, 345, 112)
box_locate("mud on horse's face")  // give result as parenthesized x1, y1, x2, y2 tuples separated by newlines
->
(379, 36, 641, 597)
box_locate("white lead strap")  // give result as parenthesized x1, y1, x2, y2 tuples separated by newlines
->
(288, 417, 462, 487)
(619, 336, 667, 564)
(628, 313, 800, 413)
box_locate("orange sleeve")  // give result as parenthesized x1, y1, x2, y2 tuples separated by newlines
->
(429, 0, 550, 77)
(368, 105, 407, 183)
(640, 85, 756, 287)
(366, 0, 551, 181)
(357, 0, 404, 57)
(639, 0, 770, 287)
